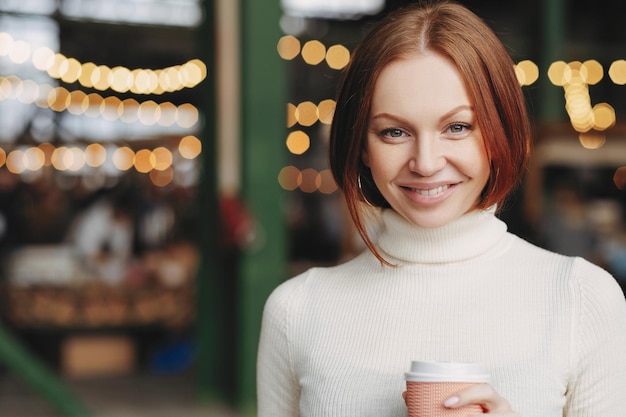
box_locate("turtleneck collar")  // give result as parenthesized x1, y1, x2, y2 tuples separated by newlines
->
(375, 207, 508, 264)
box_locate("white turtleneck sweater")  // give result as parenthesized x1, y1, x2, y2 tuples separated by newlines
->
(257, 208, 626, 417)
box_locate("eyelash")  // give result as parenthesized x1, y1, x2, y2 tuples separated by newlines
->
(380, 128, 406, 138)
(379, 122, 473, 139)
(446, 122, 472, 134)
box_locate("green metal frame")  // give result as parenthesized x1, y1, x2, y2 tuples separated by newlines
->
(194, 0, 226, 405)
(0, 325, 91, 416)
(540, 0, 566, 122)
(194, 0, 286, 414)
(238, 0, 287, 413)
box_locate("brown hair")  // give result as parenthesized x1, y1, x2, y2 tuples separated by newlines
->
(328, 0, 531, 264)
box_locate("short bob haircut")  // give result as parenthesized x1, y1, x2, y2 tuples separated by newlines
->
(329, 0, 531, 264)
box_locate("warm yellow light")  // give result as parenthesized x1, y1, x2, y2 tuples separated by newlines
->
(609, 60, 626, 85)
(287, 103, 297, 128)
(325, 44, 350, 70)
(111, 66, 133, 93)
(181, 60, 205, 88)
(152, 147, 173, 171)
(24, 147, 45, 171)
(179, 135, 202, 159)
(157, 102, 177, 127)
(299, 168, 319, 193)
(61, 57, 82, 84)
(515, 60, 539, 86)
(317, 99, 335, 125)
(66, 147, 85, 171)
(301, 40, 326, 65)
(92, 65, 112, 91)
(85, 143, 107, 167)
(579, 131, 606, 149)
(51, 146, 70, 171)
(150, 166, 174, 187)
(592, 103, 615, 131)
(138, 100, 159, 125)
(286, 131, 310, 155)
(277, 35, 301, 60)
(47, 87, 70, 112)
(6, 150, 25, 174)
(278, 166, 301, 191)
(295, 101, 318, 126)
(102, 96, 123, 121)
(580, 60, 603, 85)
(548, 61, 570, 86)
(66, 90, 86, 115)
(176, 103, 199, 128)
(120, 98, 139, 123)
(157, 69, 169, 91)
(132, 69, 150, 94)
(112, 147, 135, 171)
(0, 148, 6, 167)
(4, 34, 205, 94)
(46, 53, 65, 79)
(84, 93, 104, 117)
(79, 62, 97, 88)
(188, 59, 207, 81)
(317, 169, 337, 194)
(134, 149, 155, 173)
(614, 166, 626, 190)
(167, 67, 182, 91)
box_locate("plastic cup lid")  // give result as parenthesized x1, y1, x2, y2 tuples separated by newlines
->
(404, 360, 490, 383)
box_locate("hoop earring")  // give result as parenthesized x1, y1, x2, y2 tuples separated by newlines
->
(358, 174, 375, 207)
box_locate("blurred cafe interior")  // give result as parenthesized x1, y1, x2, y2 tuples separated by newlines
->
(0, 0, 626, 416)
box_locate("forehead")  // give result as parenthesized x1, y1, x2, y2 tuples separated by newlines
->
(371, 53, 473, 114)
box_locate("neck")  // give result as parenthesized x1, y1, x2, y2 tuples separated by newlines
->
(375, 208, 507, 264)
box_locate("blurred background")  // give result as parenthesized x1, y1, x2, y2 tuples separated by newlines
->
(0, 0, 625, 416)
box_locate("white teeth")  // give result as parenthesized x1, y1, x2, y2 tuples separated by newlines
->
(414, 185, 449, 196)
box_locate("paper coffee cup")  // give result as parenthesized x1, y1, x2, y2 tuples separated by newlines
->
(404, 361, 490, 417)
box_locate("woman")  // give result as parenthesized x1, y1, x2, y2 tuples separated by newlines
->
(257, 2, 626, 416)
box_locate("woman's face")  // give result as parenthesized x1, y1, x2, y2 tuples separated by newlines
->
(363, 52, 490, 228)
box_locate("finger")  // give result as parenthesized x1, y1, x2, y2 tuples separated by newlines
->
(444, 383, 512, 413)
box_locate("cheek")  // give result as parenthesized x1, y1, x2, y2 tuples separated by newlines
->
(467, 146, 490, 182)
(368, 151, 402, 181)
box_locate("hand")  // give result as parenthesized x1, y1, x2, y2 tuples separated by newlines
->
(443, 383, 520, 416)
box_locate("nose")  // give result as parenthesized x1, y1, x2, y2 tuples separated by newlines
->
(408, 136, 446, 176)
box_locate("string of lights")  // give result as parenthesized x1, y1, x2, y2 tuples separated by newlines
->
(0, 31, 205, 188)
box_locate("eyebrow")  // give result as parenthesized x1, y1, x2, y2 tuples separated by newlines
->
(370, 104, 475, 123)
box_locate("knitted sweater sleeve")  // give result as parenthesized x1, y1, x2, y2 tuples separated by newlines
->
(565, 257, 626, 416)
(257, 276, 303, 417)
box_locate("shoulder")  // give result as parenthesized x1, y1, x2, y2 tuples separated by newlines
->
(262, 269, 310, 321)
(517, 234, 625, 308)
(505, 233, 624, 295)
(263, 251, 376, 315)
(567, 256, 626, 310)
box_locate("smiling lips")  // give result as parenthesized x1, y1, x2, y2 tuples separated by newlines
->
(408, 184, 451, 196)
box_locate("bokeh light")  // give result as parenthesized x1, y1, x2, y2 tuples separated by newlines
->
(614, 167, 626, 190)
(286, 131, 310, 155)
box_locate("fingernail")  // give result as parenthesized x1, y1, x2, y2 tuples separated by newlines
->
(444, 396, 460, 407)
